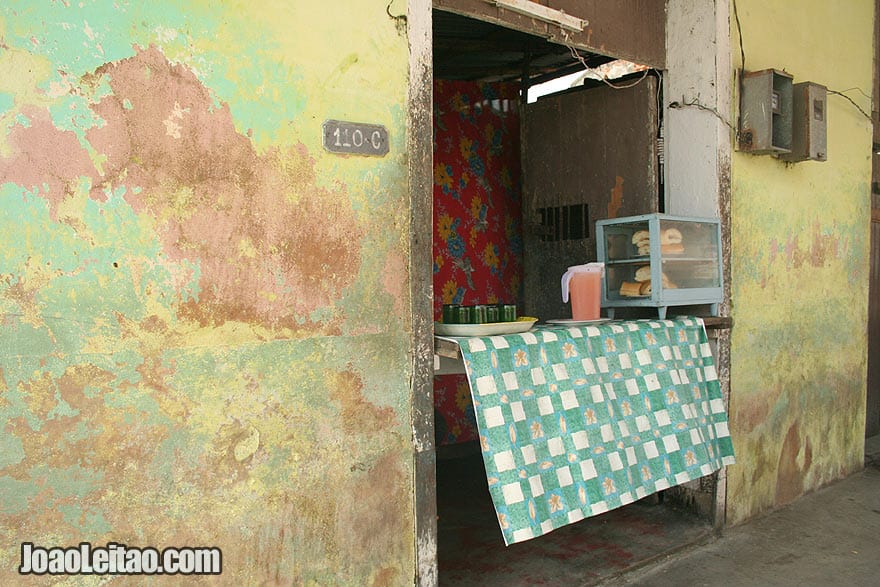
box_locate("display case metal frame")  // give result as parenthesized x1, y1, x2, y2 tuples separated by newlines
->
(596, 213, 723, 319)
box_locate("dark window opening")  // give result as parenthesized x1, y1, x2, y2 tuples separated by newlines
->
(538, 203, 589, 242)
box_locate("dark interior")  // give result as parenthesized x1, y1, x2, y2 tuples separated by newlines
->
(431, 8, 715, 585)
(437, 448, 711, 586)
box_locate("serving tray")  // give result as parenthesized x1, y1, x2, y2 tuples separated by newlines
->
(434, 317, 538, 337)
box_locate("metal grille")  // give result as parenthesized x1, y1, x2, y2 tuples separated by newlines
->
(537, 203, 589, 242)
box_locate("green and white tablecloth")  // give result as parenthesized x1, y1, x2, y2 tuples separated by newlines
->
(454, 317, 736, 545)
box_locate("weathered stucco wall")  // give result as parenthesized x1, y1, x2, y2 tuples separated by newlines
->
(0, 1, 417, 584)
(727, 0, 873, 524)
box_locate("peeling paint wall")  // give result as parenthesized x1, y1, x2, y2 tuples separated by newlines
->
(727, 0, 873, 524)
(0, 1, 417, 584)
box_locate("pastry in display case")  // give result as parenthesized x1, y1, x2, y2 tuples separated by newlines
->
(596, 213, 723, 318)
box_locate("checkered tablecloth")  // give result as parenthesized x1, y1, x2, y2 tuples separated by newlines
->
(455, 317, 736, 545)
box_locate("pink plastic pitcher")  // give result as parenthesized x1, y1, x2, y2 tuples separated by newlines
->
(561, 263, 604, 320)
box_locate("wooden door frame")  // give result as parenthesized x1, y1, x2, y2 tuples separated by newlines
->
(408, 1, 437, 584)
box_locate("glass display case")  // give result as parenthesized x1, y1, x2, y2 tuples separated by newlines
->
(596, 213, 723, 319)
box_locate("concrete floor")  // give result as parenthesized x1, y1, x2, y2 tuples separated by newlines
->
(614, 434, 880, 586)
(438, 436, 880, 586)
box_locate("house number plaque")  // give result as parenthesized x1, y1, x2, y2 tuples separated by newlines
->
(322, 120, 389, 156)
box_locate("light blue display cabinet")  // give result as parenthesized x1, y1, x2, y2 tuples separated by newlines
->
(596, 213, 723, 319)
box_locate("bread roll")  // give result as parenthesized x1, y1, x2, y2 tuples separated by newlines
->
(639, 280, 652, 295)
(661, 243, 685, 255)
(619, 281, 643, 297)
(634, 265, 651, 282)
(631, 230, 650, 245)
(660, 228, 683, 245)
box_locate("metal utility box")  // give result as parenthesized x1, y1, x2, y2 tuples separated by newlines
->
(596, 214, 723, 319)
(738, 69, 793, 155)
(780, 82, 827, 162)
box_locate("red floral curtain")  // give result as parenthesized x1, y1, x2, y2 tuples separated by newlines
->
(432, 79, 523, 445)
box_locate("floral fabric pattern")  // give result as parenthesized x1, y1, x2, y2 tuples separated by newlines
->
(432, 79, 523, 445)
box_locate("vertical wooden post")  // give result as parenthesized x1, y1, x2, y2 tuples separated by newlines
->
(408, 1, 438, 584)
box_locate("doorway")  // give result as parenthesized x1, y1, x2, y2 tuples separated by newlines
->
(429, 6, 718, 584)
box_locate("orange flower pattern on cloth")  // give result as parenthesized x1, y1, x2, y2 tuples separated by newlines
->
(433, 79, 523, 445)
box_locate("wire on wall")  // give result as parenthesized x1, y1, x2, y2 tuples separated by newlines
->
(732, 0, 871, 123)
(732, 0, 746, 70)
(560, 29, 651, 91)
(732, 0, 746, 137)
(827, 89, 873, 121)
(668, 99, 738, 136)
(559, 2, 872, 127)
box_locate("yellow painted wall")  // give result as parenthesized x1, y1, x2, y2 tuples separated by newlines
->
(0, 1, 418, 584)
(727, 0, 874, 524)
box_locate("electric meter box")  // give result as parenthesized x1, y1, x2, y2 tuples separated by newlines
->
(780, 82, 827, 162)
(738, 69, 793, 155)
